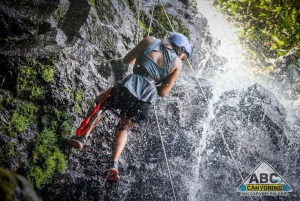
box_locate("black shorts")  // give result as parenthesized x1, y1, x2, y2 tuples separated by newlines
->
(105, 85, 153, 123)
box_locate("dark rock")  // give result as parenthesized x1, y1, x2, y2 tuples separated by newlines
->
(273, 47, 300, 92)
(0, 167, 42, 201)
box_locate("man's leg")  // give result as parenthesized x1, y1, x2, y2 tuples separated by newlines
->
(112, 117, 137, 162)
(83, 88, 113, 138)
(107, 117, 137, 180)
(67, 89, 110, 150)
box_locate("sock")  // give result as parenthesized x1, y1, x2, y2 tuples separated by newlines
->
(109, 161, 118, 170)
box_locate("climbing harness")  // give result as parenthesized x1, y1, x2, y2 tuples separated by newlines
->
(76, 87, 114, 137)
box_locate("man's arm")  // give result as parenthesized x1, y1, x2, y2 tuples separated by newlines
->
(156, 58, 182, 97)
(123, 36, 156, 64)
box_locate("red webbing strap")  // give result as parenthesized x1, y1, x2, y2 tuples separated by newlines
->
(76, 86, 114, 137)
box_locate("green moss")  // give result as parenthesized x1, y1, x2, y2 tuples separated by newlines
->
(139, 20, 148, 36)
(59, 121, 73, 139)
(153, 6, 173, 32)
(63, 88, 83, 115)
(124, 0, 136, 13)
(0, 142, 17, 165)
(6, 142, 16, 158)
(91, 14, 98, 25)
(295, 85, 300, 94)
(96, 0, 113, 23)
(9, 103, 39, 134)
(42, 67, 55, 83)
(89, 0, 96, 8)
(72, 90, 83, 114)
(25, 105, 71, 189)
(28, 128, 66, 189)
(75, 90, 83, 102)
(0, 167, 18, 201)
(152, 6, 190, 39)
(0, 96, 4, 110)
(40, 105, 74, 138)
(56, 6, 65, 24)
(16, 59, 56, 100)
(178, 20, 190, 38)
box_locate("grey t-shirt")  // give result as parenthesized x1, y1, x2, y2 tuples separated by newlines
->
(120, 39, 178, 104)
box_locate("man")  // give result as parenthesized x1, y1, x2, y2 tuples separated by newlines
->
(67, 33, 192, 181)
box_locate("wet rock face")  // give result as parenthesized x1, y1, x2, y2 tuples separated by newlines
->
(40, 73, 212, 201)
(196, 84, 299, 201)
(272, 47, 300, 92)
(0, 0, 213, 200)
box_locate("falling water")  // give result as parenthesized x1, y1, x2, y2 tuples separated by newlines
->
(181, 1, 300, 200)
(196, 0, 300, 143)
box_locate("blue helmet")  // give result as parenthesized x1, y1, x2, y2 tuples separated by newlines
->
(168, 33, 192, 59)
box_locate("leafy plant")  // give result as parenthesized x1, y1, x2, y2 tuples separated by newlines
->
(214, 0, 300, 58)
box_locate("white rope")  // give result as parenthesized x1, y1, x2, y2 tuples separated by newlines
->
(145, 2, 178, 200)
(158, 0, 175, 32)
(147, 3, 155, 37)
(154, 107, 177, 201)
(158, 3, 254, 201)
(136, 0, 140, 44)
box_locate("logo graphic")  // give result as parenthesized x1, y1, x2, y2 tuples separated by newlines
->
(237, 161, 292, 196)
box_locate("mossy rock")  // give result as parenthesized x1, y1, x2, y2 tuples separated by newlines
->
(9, 103, 39, 135)
(94, 0, 114, 24)
(28, 128, 67, 189)
(16, 58, 56, 101)
(0, 167, 41, 201)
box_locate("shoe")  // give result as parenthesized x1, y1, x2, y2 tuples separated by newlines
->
(66, 135, 87, 150)
(106, 161, 120, 181)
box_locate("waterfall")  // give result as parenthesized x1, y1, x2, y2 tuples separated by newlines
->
(182, 1, 300, 200)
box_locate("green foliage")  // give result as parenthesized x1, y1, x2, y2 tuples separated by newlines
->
(139, 18, 148, 37)
(74, 90, 83, 102)
(56, 6, 65, 24)
(17, 59, 56, 100)
(178, 20, 190, 38)
(153, 6, 190, 38)
(0, 142, 17, 163)
(41, 105, 74, 137)
(89, 0, 96, 8)
(9, 103, 39, 134)
(0, 167, 18, 201)
(124, 0, 136, 12)
(295, 85, 300, 94)
(91, 14, 98, 25)
(96, 0, 113, 23)
(214, 0, 300, 58)
(28, 128, 66, 189)
(0, 96, 4, 111)
(124, 2, 190, 39)
(25, 105, 72, 188)
(59, 121, 73, 139)
(72, 89, 83, 113)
